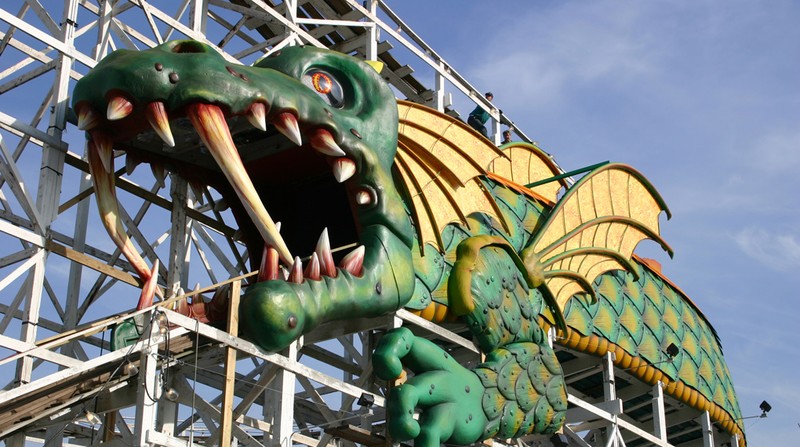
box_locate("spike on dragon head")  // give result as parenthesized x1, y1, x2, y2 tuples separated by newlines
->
(72, 40, 415, 351)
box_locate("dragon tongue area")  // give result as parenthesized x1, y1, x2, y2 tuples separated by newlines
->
(186, 102, 292, 265)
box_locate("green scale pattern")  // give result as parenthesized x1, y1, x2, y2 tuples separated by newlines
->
(406, 179, 547, 311)
(562, 264, 743, 421)
(404, 179, 569, 437)
(404, 177, 741, 424)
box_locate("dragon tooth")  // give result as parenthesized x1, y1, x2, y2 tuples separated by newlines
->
(247, 102, 268, 131)
(88, 134, 153, 289)
(76, 104, 100, 130)
(145, 101, 175, 147)
(310, 129, 346, 157)
(258, 244, 280, 282)
(288, 257, 303, 284)
(107, 95, 133, 121)
(186, 103, 292, 264)
(151, 163, 167, 189)
(332, 158, 356, 183)
(125, 154, 140, 176)
(315, 228, 336, 277)
(339, 245, 365, 277)
(304, 252, 321, 280)
(273, 112, 302, 146)
(189, 181, 205, 204)
(89, 131, 114, 175)
(212, 197, 229, 212)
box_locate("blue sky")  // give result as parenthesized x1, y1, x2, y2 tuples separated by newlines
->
(390, 1, 800, 444)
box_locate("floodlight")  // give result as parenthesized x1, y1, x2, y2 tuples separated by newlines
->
(164, 387, 180, 402)
(84, 410, 102, 426)
(665, 343, 680, 359)
(357, 393, 375, 408)
(760, 400, 771, 417)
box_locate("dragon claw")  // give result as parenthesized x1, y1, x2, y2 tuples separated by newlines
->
(375, 328, 487, 445)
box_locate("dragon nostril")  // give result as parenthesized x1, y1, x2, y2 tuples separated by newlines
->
(169, 72, 179, 84)
(171, 41, 207, 54)
(154, 63, 163, 71)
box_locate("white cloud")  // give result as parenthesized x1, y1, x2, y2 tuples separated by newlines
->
(733, 227, 800, 271)
(466, 1, 660, 109)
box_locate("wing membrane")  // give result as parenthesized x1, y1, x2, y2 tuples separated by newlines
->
(486, 142, 567, 204)
(525, 164, 673, 309)
(396, 100, 510, 252)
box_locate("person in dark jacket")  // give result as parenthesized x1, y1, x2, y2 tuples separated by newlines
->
(467, 92, 493, 137)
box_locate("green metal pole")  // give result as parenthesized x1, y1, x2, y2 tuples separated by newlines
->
(525, 161, 610, 189)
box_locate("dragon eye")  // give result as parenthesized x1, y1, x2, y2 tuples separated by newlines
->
(287, 315, 298, 329)
(303, 70, 344, 108)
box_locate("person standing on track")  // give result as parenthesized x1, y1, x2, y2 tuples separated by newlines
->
(467, 91, 493, 137)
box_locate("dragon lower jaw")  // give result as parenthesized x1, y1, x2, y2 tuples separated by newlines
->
(84, 100, 373, 304)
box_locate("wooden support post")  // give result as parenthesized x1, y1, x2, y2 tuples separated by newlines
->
(103, 412, 117, 442)
(365, 0, 378, 61)
(167, 175, 191, 296)
(492, 116, 501, 146)
(157, 392, 178, 437)
(219, 279, 241, 447)
(434, 60, 445, 112)
(601, 352, 618, 447)
(700, 410, 714, 447)
(134, 311, 162, 446)
(652, 381, 667, 441)
(270, 339, 299, 447)
(602, 352, 617, 402)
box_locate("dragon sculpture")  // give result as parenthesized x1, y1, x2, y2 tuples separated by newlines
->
(71, 41, 745, 446)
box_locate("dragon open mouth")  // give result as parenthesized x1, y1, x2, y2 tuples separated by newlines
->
(72, 41, 416, 350)
(77, 97, 370, 289)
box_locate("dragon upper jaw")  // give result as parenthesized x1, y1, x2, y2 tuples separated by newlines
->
(80, 95, 404, 298)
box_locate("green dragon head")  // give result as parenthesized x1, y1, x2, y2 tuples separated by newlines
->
(72, 41, 415, 351)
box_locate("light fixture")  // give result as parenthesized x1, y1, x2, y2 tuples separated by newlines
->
(83, 410, 102, 426)
(759, 400, 771, 417)
(123, 362, 139, 376)
(154, 311, 168, 335)
(164, 387, 180, 402)
(356, 393, 375, 408)
(736, 400, 773, 420)
(624, 342, 681, 372)
(665, 343, 679, 359)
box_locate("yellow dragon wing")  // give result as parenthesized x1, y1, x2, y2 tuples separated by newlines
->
(522, 163, 673, 313)
(395, 100, 511, 252)
(486, 142, 567, 204)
